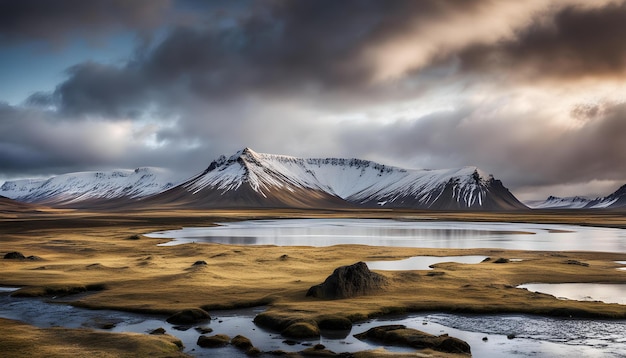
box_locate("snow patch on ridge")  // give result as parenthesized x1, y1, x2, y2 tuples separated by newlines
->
(0, 167, 183, 204)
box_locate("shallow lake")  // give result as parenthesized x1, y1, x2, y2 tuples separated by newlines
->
(1, 290, 625, 358)
(366, 255, 488, 270)
(147, 219, 626, 253)
(518, 283, 626, 305)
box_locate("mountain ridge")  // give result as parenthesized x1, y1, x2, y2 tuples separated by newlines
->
(526, 184, 626, 209)
(141, 148, 527, 210)
(0, 148, 528, 211)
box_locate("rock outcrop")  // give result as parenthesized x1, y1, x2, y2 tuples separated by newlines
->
(354, 325, 471, 354)
(306, 262, 387, 299)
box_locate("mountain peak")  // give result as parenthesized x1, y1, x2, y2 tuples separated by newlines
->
(179, 149, 526, 210)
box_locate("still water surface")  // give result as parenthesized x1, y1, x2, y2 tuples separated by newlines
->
(147, 219, 626, 253)
(1, 289, 624, 358)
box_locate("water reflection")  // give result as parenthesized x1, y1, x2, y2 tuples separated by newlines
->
(517, 283, 626, 305)
(366, 255, 488, 271)
(147, 219, 626, 253)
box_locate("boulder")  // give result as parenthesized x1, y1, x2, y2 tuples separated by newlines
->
(354, 324, 471, 354)
(246, 347, 262, 356)
(282, 322, 320, 338)
(197, 334, 230, 348)
(494, 258, 509, 264)
(231, 335, 254, 350)
(166, 308, 211, 324)
(150, 327, 166, 335)
(192, 260, 208, 266)
(317, 315, 352, 330)
(4, 252, 25, 259)
(306, 262, 387, 299)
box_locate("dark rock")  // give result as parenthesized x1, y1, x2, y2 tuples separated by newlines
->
(125, 234, 141, 240)
(426, 271, 445, 277)
(280, 254, 289, 261)
(306, 262, 387, 299)
(4, 252, 25, 259)
(494, 258, 509, 264)
(150, 327, 166, 335)
(482, 336, 488, 341)
(197, 334, 230, 348)
(564, 260, 589, 267)
(166, 308, 211, 324)
(313, 344, 326, 350)
(96, 321, 117, 329)
(354, 324, 471, 354)
(481, 257, 491, 262)
(26, 255, 42, 261)
(318, 315, 352, 330)
(172, 325, 192, 331)
(192, 260, 208, 266)
(282, 339, 298, 345)
(231, 335, 254, 350)
(282, 321, 320, 338)
(246, 347, 262, 356)
(507, 333, 516, 339)
(195, 326, 213, 334)
(300, 347, 339, 356)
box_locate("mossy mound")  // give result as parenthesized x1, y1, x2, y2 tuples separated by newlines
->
(354, 324, 470, 354)
(282, 321, 320, 338)
(197, 334, 230, 348)
(166, 308, 211, 324)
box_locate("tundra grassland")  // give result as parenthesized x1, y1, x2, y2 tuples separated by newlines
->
(1, 208, 625, 357)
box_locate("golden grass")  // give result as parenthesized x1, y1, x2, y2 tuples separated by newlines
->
(0, 318, 185, 358)
(1, 208, 625, 356)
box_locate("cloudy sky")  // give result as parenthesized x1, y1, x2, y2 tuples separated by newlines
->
(2, 0, 626, 201)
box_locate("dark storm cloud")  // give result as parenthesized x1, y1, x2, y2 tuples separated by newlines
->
(34, 0, 488, 117)
(0, 0, 170, 44)
(458, 2, 626, 79)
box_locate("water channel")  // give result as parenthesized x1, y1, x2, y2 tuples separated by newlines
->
(3, 219, 625, 357)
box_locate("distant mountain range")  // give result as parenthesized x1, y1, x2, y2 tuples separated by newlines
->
(0, 168, 182, 207)
(2, 148, 527, 210)
(526, 184, 626, 209)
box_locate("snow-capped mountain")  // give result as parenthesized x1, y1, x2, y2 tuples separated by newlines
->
(526, 196, 592, 209)
(142, 148, 527, 210)
(526, 184, 626, 209)
(0, 168, 183, 207)
(585, 184, 626, 209)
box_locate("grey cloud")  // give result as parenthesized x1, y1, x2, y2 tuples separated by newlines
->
(339, 101, 626, 193)
(38, 0, 488, 117)
(457, 2, 626, 80)
(0, 103, 208, 177)
(0, 0, 170, 45)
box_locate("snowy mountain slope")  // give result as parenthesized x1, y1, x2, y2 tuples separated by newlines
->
(527, 184, 626, 210)
(585, 184, 626, 209)
(525, 196, 592, 209)
(144, 148, 527, 210)
(0, 167, 183, 207)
